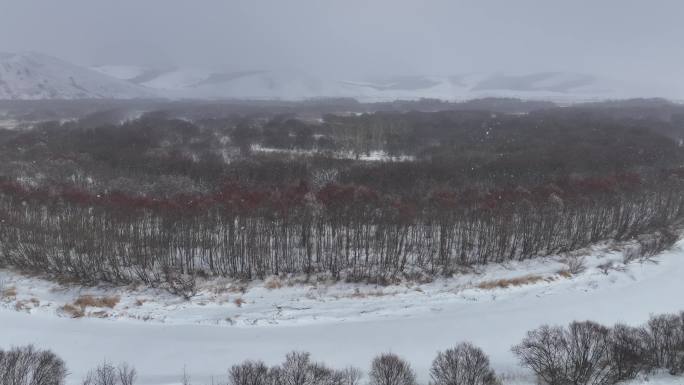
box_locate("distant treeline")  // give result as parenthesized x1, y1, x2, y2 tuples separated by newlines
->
(0, 104, 683, 288)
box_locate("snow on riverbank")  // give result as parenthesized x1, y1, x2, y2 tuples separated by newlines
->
(0, 240, 662, 327)
(1, 239, 684, 384)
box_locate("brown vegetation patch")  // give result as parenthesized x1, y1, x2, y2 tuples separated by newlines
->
(74, 295, 120, 309)
(556, 269, 573, 278)
(476, 275, 548, 290)
(14, 300, 30, 312)
(348, 288, 388, 299)
(212, 281, 248, 295)
(90, 310, 110, 318)
(264, 277, 283, 290)
(1, 286, 17, 299)
(59, 304, 85, 318)
(16, 298, 40, 310)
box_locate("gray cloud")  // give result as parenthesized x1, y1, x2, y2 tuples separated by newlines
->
(2, 0, 683, 86)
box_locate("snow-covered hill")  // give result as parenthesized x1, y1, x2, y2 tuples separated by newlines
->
(0, 52, 670, 101)
(0, 53, 154, 100)
(94, 66, 358, 100)
(94, 65, 663, 102)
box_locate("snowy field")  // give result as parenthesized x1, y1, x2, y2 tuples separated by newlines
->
(250, 145, 417, 162)
(1, 239, 684, 384)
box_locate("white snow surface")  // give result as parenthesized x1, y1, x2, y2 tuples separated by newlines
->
(250, 145, 416, 162)
(0, 52, 154, 100)
(135, 70, 665, 102)
(2, 238, 684, 384)
(90, 65, 148, 81)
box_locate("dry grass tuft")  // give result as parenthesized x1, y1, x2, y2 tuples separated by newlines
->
(59, 304, 85, 318)
(14, 300, 29, 311)
(264, 277, 282, 290)
(74, 295, 120, 309)
(476, 275, 547, 290)
(556, 269, 573, 278)
(349, 288, 387, 299)
(14, 297, 40, 312)
(90, 310, 110, 318)
(1, 286, 17, 299)
(564, 255, 587, 275)
(212, 282, 247, 295)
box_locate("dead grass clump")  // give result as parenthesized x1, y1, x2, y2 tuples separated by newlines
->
(264, 277, 282, 290)
(214, 282, 247, 294)
(90, 310, 110, 318)
(565, 255, 587, 275)
(59, 304, 85, 318)
(350, 288, 366, 298)
(349, 288, 387, 299)
(556, 269, 573, 278)
(15, 300, 29, 311)
(229, 283, 248, 293)
(1, 286, 17, 299)
(55, 275, 83, 286)
(476, 275, 547, 290)
(234, 297, 245, 307)
(74, 295, 120, 309)
(14, 297, 40, 312)
(367, 290, 387, 297)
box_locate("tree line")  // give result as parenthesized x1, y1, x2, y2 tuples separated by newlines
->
(0, 107, 683, 290)
(1, 168, 683, 290)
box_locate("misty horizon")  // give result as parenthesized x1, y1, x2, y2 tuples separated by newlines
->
(2, 1, 682, 79)
(1, 0, 683, 100)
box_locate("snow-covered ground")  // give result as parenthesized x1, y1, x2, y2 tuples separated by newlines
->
(0, 118, 21, 129)
(0, 52, 154, 100)
(250, 145, 416, 162)
(1, 239, 684, 384)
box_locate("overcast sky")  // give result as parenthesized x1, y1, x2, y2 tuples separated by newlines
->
(1, 0, 683, 82)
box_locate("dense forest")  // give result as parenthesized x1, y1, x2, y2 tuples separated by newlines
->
(1, 99, 683, 291)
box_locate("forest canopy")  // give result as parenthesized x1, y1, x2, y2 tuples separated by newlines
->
(0, 100, 683, 289)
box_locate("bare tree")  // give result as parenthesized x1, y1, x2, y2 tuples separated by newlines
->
(368, 353, 416, 385)
(338, 367, 363, 385)
(82, 361, 136, 385)
(279, 352, 313, 385)
(564, 321, 612, 385)
(430, 343, 499, 385)
(514, 321, 653, 385)
(180, 366, 192, 385)
(82, 362, 117, 385)
(512, 325, 567, 385)
(644, 313, 684, 374)
(118, 363, 137, 385)
(0, 345, 68, 385)
(230, 360, 270, 385)
(607, 324, 648, 382)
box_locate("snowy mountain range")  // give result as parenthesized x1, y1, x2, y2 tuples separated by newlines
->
(0, 52, 671, 101)
(0, 52, 154, 100)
